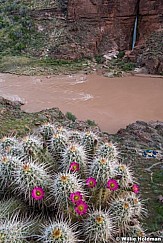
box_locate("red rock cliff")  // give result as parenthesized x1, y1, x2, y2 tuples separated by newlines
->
(67, 0, 163, 55)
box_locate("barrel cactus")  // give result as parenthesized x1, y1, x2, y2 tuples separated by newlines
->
(0, 136, 23, 157)
(96, 142, 118, 161)
(61, 143, 87, 175)
(0, 198, 25, 220)
(81, 131, 98, 154)
(38, 219, 79, 243)
(68, 130, 82, 144)
(88, 156, 116, 186)
(48, 132, 68, 160)
(124, 192, 147, 219)
(126, 224, 146, 237)
(50, 172, 85, 213)
(109, 197, 135, 233)
(0, 155, 21, 189)
(112, 164, 134, 189)
(12, 159, 51, 205)
(83, 210, 113, 243)
(40, 123, 56, 142)
(0, 213, 35, 243)
(56, 125, 69, 137)
(21, 135, 43, 160)
(0, 136, 18, 150)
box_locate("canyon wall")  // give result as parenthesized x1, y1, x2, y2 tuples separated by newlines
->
(66, 0, 163, 55)
(138, 0, 163, 43)
(28, 0, 163, 73)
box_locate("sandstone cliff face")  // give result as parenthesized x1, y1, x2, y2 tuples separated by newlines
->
(67, 0, 163, 55)
(138, 0, 163, 44)
(67, 0, 138, 53)
(28, 0, 163, 73)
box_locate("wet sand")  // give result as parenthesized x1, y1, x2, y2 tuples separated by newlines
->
(0, 73, 163, 133)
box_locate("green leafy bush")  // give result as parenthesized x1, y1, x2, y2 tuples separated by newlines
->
(66, 112, 77, 122)
(86, 119, 96, 126)
(117, 51, 125, 59)
(0, 0, 33, 54)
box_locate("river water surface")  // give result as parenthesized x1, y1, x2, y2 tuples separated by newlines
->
(0, 73, 163, 133)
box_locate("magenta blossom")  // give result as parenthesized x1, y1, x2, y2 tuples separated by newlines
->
(75, 201, 88, 215)
(70, 191, 83, 204)
(69, 162, 80, 172)
(31, 187, 44, 200)
(132, 184, 139, 194)
(86, 177, 97, 188)
(107, 179, 119, 191)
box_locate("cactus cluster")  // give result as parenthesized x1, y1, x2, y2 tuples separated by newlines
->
(0, 123, 146, 242)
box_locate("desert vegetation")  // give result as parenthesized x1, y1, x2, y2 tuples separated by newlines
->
(0, 122, 148, 242)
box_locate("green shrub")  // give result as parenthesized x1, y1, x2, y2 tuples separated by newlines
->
(122, 62, 136, 71)
(95, 55, 104, 64)
(66, 112, 77, 122)
(0, 0, 33, 54)
(117, 51, 125, 59)
(86, 119, 96, 126)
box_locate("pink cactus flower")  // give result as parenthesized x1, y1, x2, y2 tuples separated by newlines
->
(75, 201, 88, 215)
(107, 179, 119, 191)
(86, 177, 97, 188)
(31, 187, 44, 200)
(69, 162, 80, 172)
(132, 184, 139, 194)
(70, 191, 83, 204)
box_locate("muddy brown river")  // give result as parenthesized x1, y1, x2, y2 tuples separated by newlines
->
(0, 73, 163, 133)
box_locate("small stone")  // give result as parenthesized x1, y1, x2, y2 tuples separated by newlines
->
(35, 122, 41, 126)
(158, 195, 163, 203)
(104, 72, 114, 78)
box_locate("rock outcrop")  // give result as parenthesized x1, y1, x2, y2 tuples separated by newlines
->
(135, 31, 163, 74)
(138, 0, 163, 44)
(124, 31, 163, 74)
